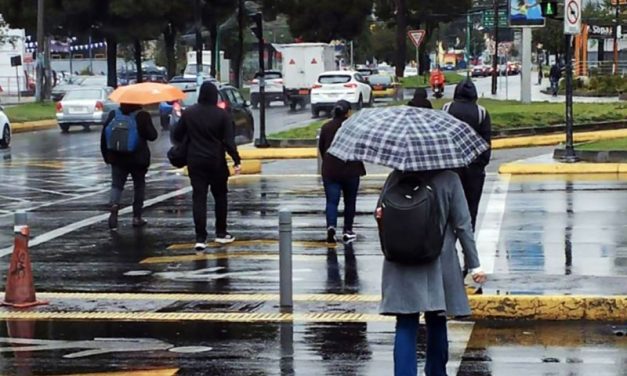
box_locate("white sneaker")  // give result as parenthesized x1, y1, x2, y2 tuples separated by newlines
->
(215, 233, 235, 244)
(194, 242, 207, 251)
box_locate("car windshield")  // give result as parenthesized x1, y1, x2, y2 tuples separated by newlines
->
(318, 75, 351, 84)
(170, 81, 197, 90)
(64, 89, 102, 100)
(369, 75, 392, 85)
(184, 64, 211, 75)
(81, 77, 107, 86)
(182, 91, 199, 107)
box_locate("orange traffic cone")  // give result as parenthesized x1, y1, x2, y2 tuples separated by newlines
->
(2, 226, 47, 308)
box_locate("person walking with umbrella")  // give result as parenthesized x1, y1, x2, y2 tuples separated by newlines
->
(327, 106, 488, 375)
(172, 82, 241, 250)
(318, 100, 366, 243)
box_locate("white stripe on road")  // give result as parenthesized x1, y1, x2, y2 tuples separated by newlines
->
(0, 183, 76, 197)
(0, 186, 192, 258)
(475, 174, 511, 275)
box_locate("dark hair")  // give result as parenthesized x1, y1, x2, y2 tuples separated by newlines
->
(332, 100, 351, 119)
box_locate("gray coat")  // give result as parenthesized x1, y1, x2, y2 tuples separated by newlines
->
(379, 170, 481, 317)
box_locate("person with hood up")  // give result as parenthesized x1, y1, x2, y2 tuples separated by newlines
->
(442, 79, 491, 231)
(101, 103, 158, 230)
(318, 100, 366, 243)
(407, 88, 432, 109)
(172, 81, 241, 250)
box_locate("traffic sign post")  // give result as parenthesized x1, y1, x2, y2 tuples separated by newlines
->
(562, 0, 581, 162)
(407, 30, 426, 78)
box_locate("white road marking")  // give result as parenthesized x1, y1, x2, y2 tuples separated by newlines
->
(475, 174, 511, 275)
(0, 183, 76, 197)
(0, 185, 192, 258)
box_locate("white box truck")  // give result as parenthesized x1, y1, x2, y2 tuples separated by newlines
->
(184, 50, 230, 83)
(272, 43, 336, 111)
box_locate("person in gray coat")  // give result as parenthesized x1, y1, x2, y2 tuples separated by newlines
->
(379, 169, 486, 376)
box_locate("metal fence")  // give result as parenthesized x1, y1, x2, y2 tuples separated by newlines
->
(0, 76, 28, 96)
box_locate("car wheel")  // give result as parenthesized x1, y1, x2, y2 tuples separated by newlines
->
(356, 95, 363, 110)
(311, 106, 319, 118)
(83, 125, 91, 132)
(289, 101, 297, 111)
(60, 124, 70, 133)
(367, 92, 374, 107)
(0, 124, 10, 149)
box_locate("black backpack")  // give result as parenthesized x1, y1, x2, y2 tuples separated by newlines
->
(376, 175, 445, 264)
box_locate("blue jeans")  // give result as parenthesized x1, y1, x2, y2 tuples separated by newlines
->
(394, 312, 448, 376)
(323, 177, 360, 232)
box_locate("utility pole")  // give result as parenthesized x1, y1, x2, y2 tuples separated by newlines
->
(466, 12, 471, 77)
(562, 35, 577, 162)
(194, 0, 203, 88)
(491, 0, 499, 95)
(613, 1, 621, 75)
(252, 13, 268, 147)
(36, 0, 44, 102)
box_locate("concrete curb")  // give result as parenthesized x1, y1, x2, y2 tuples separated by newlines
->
(11, 119, 57, 134)
(499, 162, 627, 175)
(239, 148, 318, 160)
(175, 159, 263, 176)
(469, 295, 627, 321)
(492, 128, 627, 149)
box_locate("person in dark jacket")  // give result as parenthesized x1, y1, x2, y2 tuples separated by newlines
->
(442, 79, 491, 231)
(101, 103, 158, 230)
(172, 81, 241, 250)
(318, 100, 366, 243)
(407, 88, 432, 109)
(549, 63, 561, 96)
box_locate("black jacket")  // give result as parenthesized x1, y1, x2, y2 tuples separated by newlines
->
(172, 82, 241, 172)
(444, 80, 491, 168)
(549, 64, 561, 81)
(407, 88, 433, 109)
(318, 117, 366, 181)
(100, 104, 157, 170)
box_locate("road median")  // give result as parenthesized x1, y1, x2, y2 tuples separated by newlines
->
(11, 119, 57, 134)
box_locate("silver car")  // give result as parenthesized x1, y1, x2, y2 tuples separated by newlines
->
(56, 87, 118, 132)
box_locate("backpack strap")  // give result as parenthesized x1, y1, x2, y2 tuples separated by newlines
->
(477, 105, 486, 125)
(442, 102, 452, 113)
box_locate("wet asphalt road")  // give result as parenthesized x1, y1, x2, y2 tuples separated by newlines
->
(0, 128, 626, 374)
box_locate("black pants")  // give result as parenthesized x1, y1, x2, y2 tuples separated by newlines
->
(458, 165, 486, 232)
(188, 164, 229, 242)
(110, 165, 147, 218)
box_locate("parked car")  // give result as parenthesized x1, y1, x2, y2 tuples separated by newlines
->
(158, 77, 217, 130)
(356, 67, 379, 82)
(250, 70, 286, 108)
(403, 66, 418, 77)
(310, 71, 373, 118)
(369, 74, 400, 99)
(471, 65, 490, 77)
(169, 84, 254, 145)
(0, 107, 11, 149)
(56, 87, 118, 133)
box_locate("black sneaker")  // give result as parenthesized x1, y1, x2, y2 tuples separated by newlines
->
(326, 227, 336, 243)
(108, 204, 119, 231)
(215, 233, 235, 244)
(342, 230, 357, 242)
(132, 217, 147, 227)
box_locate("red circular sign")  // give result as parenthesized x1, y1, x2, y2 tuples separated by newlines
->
(567, 0, 580, 25)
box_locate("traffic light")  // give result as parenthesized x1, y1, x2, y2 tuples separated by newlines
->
(250, 13, 263, 40)
(541, 1, 559, 18)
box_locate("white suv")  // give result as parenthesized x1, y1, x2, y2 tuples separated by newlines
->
(0, 107, 11, 150)
(310, 71, 373, 118)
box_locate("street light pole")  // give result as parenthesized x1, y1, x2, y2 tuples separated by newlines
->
(491, 0, 499, 95)
(562, 35, 577, 163)
(36, 0, 44, 102)
(194, 0, 203, 88)
(613, 1, 621, 75)
(251, 13, 268, 148)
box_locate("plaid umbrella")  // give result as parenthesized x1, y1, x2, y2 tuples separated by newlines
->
(327, 106, 490, 172)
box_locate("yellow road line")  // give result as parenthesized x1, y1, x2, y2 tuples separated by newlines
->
(55, 369, 179, 376)
(140, 252, 330, 264)
(0, 311, 394, 323)
(36, 292, 380, 303)
(166, 240, 337, 251)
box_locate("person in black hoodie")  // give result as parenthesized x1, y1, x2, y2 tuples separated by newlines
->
(318, 100, 366, 243)
(172, 81, 241, 250)
(442, 79, 491, 231)
(101, 103, 158, 230)
(407, 88, 432, 109)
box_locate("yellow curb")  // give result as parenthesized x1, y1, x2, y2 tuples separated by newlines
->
(493, 128, 627, 149)
(56, 369, 179, 376)
(499, 162, 625, 175)
(11, 119, 57, 133)
(469, 295, 627, 321)
(175, 159, 262, 176)
(239, 147, 318, 160)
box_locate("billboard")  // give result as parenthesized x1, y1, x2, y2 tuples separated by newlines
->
(509, 0, 546, 27)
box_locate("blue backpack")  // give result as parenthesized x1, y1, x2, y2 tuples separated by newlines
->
(105, 109, 140, 153)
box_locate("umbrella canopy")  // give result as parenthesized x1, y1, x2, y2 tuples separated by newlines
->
(109, 82, 186, 105)
(327, 106, 490, 172)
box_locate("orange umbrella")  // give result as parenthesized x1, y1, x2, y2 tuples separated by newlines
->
(109, 82, 186, 105)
